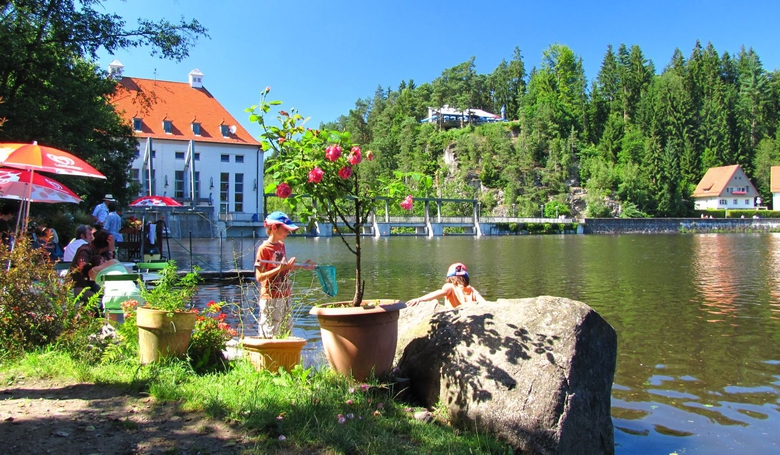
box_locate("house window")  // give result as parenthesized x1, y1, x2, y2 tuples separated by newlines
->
(175, 152, 185, 160)
(194, 153, 200, 161)
(235, 173, 244, 212)
(163, 120, 172, 134)
(192, 122, 201, 136)
(719, 199, 727, 205)
(733, 199, 737, 205)
(175, 171, 184, 198)
(235, 155, 244, 164)
(220, 125, 229, 137)
(221, 154, 230, 162)
(220, 172, 229, 213)
(130, 169, 141, 194)
(133, 118, 142, 131)
(745, 199, 750, 205)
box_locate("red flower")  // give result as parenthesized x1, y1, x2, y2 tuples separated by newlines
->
(338, 166, 353, 180)
(365, 150, 375, 161)
(400, 195, 414, 211)
(278, 137, 286, 144)
(325, 145, 342, 161)
(308, 167, 324, 183)
(348, 147, 362, 165)
(276, 183, 292, 198)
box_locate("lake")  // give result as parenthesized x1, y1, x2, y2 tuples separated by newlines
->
(166, 233, 780, 454)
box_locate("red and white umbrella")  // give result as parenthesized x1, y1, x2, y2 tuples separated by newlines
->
(0, 167, 81, 204)
(0, 142, 106, 179)
(129, 196, 184, 207)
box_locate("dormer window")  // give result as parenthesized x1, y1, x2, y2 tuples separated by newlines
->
(220, 124, 230, 137)
(163, 120, 172, 134)
(192, 122, 201, 136)
(133, 118, 142, 132)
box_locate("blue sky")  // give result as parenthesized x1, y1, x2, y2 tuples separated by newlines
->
(98, 0, 780, 139)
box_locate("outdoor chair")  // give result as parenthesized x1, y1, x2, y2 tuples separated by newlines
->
(96, 272, 144, 322)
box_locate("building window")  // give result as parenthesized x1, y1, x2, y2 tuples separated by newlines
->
(194, 171, 201, 201)
(220, 172, 229, 213)
(163, 120, 172, 134)
(192, 122, 201, 136)
(235, 173, 244, 212)
(221, 154, 230, 162)
(175, 171, 184, 198)
(745, 199, 750, 205)
(131, 169, 141, 194)
(220, 125, 229, 137)
(719, 199, 727, 205)
(194, 153, 200, 161)
(133, 118, 142, 131)
(733, 199, 737, 205)
(235, 155, 244, 163)
(175, 152, 185, 160)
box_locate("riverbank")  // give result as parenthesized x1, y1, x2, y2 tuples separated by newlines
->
(581, 217, 780, 234)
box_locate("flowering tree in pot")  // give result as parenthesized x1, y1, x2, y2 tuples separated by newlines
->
(247, 88, 431, 307)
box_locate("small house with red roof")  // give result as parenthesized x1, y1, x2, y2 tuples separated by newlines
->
(692, 164, 759, 210)
(109, 60, 262, 225)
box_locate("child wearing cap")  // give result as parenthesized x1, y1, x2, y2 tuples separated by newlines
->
(406, 262, 487, 308)
(254, 211, 302, 337)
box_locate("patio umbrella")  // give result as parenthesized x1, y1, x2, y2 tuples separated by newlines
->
(0, 167, 82, 204)
(0, 141, 105, 233)
(129, 195, 183, 260)
(0, 142, 106, 178)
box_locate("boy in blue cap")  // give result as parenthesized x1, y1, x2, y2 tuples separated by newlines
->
(254, 211, 309, 337)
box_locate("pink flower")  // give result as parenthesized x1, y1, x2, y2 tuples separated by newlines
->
(264, 86, 271, 94)
(325, 145, 342, 161)
(348, 147, 362, 165)
(308, 167, 324, 183)
(337, 414, 346, 424)
(399, 195, 413, 211)
(275, 183, 292, 199)
(338, 166, 353, 180)
(346, 399, 354, 405)
(365, 150, 375, 161)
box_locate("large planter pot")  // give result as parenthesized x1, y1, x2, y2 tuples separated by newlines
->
(243, 336, 306, 373)
(309, 300, 406, 381)
(136, 307, 197, 364)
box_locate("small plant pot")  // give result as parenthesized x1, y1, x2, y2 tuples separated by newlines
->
(309, 300, 406, 381)
(136, 307, 197, 364)
(243, 336, 306, 373)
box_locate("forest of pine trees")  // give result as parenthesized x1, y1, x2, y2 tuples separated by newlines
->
(320, 41, 780, 218)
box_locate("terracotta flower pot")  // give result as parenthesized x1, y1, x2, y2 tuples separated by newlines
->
(136, 307, 197, 364)
(309, 300, 406, 381)
(242, 336, 307, 373)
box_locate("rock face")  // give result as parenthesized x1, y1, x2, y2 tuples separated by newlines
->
(396, 297, 617, 454)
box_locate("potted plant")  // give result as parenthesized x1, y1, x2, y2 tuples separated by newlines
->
(248, 88, 432, 380)
(135, 261, 200, 364)
(189, 300, 238, 373)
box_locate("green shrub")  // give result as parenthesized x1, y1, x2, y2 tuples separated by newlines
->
(0, 236, 92, 358)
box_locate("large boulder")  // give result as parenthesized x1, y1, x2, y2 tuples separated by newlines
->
(396, 297, 617, 454)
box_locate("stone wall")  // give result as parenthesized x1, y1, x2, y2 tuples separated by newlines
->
(582, 217, 780, 234)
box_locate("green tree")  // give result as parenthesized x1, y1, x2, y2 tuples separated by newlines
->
(0, 0, 208, 206)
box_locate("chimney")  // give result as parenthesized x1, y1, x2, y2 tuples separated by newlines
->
(188, 68, 204, 88)
(108, 59, 124, 80)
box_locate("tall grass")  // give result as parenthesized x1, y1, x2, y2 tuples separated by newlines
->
(1, 350, 510, 454)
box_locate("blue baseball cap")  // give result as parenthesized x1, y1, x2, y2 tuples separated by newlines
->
(447, 262, 468, 278)
(264, 211, 299, 231)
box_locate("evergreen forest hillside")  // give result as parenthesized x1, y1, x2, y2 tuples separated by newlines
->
(321, 42, 780, 218)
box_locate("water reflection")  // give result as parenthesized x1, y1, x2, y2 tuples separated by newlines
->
(171, 234, 780, 454)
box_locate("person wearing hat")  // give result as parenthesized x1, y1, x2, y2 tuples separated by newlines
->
(92, 194, 115, 228)
(406, 262, 486, 308)
(253, 211, 312, 337)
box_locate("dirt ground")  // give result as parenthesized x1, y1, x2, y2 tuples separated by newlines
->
(0, 377, 253, 455)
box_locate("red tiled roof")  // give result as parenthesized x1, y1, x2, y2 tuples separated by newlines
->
(110, 77, 259, 146)
(772, 166, 780, 193)
(692, 165, 741, 198)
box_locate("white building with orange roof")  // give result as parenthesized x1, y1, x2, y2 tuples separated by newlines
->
(691, 164, 758, 210)
(109, 60, 263, 227)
